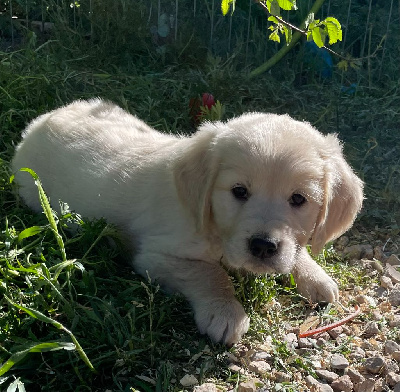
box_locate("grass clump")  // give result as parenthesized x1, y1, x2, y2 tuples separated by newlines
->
(0, 170, 219, 391)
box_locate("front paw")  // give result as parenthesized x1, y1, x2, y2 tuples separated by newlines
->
(194, 299, 250, 345)
(296, 269, 339, 303)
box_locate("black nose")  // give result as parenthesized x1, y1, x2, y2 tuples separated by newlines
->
(249, 236, 279, 259)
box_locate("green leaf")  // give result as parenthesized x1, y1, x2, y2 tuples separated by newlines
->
(268, 0, 281, 16)
(269, 28, 281, 43)
(0, 342, 75, 377)
(311, 27, 324, 48)
(277, 0, 296, 11)
(50, 259, 78, 281)
(268, 15, 279, 24)
(221, 0, 235, 15)
(323, 17, 342, 44)
(282, 25, 292, 44)
(17, 226, 43, 242)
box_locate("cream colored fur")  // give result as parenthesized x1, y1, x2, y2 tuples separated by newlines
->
(12, 99, 364, 345)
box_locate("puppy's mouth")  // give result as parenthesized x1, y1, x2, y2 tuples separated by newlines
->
(245, 252, 295, 274)
(224, 234, 298, 274)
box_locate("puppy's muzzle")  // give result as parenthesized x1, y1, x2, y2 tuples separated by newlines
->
(248, 235, 279, 259)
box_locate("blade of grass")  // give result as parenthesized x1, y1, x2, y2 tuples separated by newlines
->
(0, 342, 75, 377)
(19, 168, 67, 262)
(4, 296, 96, 373)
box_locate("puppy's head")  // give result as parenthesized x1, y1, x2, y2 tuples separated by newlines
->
(174, 113, 363, 274)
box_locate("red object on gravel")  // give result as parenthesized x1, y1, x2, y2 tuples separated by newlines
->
(298, 305, 361, 338)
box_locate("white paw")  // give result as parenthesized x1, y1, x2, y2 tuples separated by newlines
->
(296, 269, 339, 303)
(194, 299, 250, 345)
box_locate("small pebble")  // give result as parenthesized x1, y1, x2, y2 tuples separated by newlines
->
(349, 346, 366, 360)
(387, 372, 400, 387)
(393, 351, 400, 362)
(345, 368, 365, 384)
(274, 371, 291, 383)
(386, 254, 400, 266)
(251, 351, 272, 361)
(194, 383, 218, 392)
(384, 340, 400, 355)
(331, 375, 353, 392)
(374, 378, 385, 392)
(388, 287, 400, 306)
(180, 374, 199, 387)
(363, 321, 380, 336)
(363, 356, 386, 374)
(248, 360, 271, 375)
(353, 378, 375, 392)
(237, 379, 257, 392)
(330, 353, 349, 370)
(387, 359, 400, 374)
(374, 286, 388, 298)
(327, 326, 343, 339)
(371, 309, 383, 320)
(343, 244, 373, 259)
(228, 364, 243, 373)
(305, 375, 333, 392)
(381, 275, 394, 289)
(374, 246, 384, 260)
(315, 369, 339, 383)
(316, 337, 327, 347)
(389, 315, 400, 327)
(298, 337, 314, 349)
(355, 294, 377, 307)
(385, 264, 400, 284)
(283, 333, 298, 349)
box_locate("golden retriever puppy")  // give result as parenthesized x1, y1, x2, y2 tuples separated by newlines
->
(12, 99, 363, 345)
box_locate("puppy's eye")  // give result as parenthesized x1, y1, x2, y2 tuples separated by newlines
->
(232, 185, 249, 201)
(289, 193, 307, 207)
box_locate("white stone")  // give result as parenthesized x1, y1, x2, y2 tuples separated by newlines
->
(315, 369, 339, 382)
(331, 375, 353, 392)
(381, 275, 394, 289)
(237, 379, 257, 392)
(194, 383, 218, 392)
(248, 360, 271, 375)
(385, 264, 400, 284)
(180, 374, 199, 387)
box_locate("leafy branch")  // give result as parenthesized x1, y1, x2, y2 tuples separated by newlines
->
(221, 0, 343, 77)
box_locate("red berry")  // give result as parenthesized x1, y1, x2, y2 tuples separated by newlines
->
(201, 93, 215, 109)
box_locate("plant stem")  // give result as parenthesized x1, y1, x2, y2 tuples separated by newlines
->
(249, 0, 326, 78)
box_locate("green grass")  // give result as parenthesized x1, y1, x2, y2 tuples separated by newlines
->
(0, 170, 210, 391)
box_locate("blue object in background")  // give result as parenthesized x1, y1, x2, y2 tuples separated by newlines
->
(304, 41, 333, 79)
(340, 83, 358, 95)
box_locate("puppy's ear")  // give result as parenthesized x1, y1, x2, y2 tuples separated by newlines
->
(311, 135, 364, 254)
(173, 123, 221, 232)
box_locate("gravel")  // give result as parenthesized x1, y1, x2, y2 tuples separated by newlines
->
(194, 242, 400, 392)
